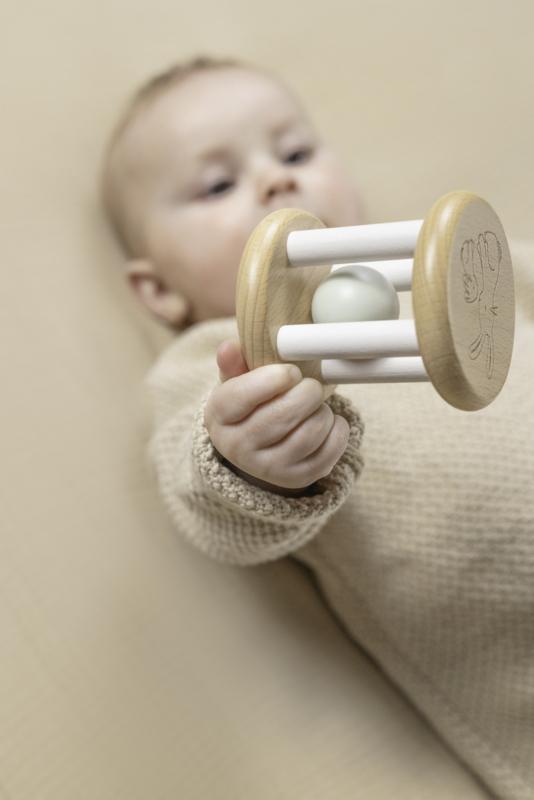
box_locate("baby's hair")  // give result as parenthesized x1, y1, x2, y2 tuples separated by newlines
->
(100, 54, 260, 257)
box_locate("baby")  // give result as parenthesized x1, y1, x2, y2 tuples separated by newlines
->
(101, 55, 364, 497)
(101, 56, 534, 800)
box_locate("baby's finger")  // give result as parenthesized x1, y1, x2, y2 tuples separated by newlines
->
(297, 413, 350, 473)
(265, 401, 335, 461)
(212, 363, 302, 425)
(216, 339, 249, 382)
(276, 414, 350, 489)
(240, 377, 325, 450)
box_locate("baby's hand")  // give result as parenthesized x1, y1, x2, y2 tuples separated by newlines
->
(203, 339, 350, 490)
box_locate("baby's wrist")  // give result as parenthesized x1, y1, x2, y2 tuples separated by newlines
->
(212, 447, 320, 497)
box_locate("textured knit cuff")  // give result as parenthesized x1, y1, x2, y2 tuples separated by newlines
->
(188, 390, 365, 564)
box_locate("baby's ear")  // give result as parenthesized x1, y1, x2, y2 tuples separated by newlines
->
(125, 259, 190, 329)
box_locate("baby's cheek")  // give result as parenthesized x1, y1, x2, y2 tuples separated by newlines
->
(212, 207, 253, 265)
(188, 202, 240, 248)
(186, 226, 240, 290)
(313, 154, 363, 225)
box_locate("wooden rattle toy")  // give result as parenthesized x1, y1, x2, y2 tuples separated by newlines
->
(235, 190, 515, 411)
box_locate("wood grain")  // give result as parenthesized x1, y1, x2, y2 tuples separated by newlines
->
(236, 208, 338, 401)
(412, 191, 515, 411)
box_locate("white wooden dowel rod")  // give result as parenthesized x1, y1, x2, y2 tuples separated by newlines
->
(277, 319, 420, 360)
(320, 357, 430, 383)
(330, 260, 413, 291)
(286, 220, 423, 265)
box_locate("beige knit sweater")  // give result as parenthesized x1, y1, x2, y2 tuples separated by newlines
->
(145, 240, 534, 800)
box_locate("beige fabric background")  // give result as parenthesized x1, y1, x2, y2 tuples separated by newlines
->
(1, 1, 532, 797)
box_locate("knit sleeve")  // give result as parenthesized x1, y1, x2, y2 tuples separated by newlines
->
(147, 383, 365, 566)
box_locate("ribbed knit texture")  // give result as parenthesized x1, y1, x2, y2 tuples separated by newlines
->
(145, 240, 534, 800)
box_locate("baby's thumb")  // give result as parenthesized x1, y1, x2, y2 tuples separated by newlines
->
(216, 339, 250, 382)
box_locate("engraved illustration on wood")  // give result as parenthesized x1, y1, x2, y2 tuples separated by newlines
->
(236, 191, 515, 412)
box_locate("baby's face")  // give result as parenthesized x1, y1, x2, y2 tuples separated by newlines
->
(116, 67, 362, 327)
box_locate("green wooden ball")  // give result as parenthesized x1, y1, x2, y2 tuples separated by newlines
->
(311, 264, 400, 323)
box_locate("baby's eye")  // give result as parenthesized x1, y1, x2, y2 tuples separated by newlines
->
(203, 179, 234, 198)
(284, 146, 313, 164)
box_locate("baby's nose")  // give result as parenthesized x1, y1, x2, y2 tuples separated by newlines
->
(263, 174, 297, 203)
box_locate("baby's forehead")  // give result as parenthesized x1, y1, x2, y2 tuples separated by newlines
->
(117, 68, 310, 182)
